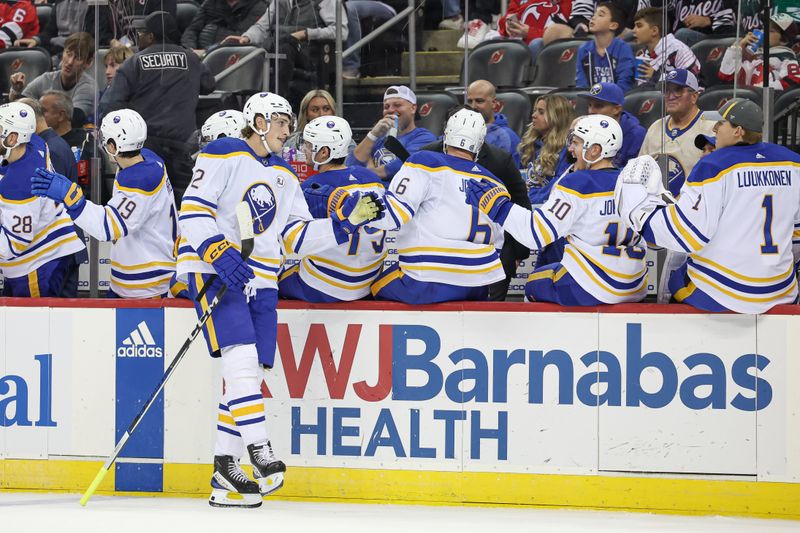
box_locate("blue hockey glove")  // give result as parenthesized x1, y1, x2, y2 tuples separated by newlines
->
(302, 182, 336, 219)
(197, 235, 255, 292)
(466, 179, 512, 225)
(32, 168, 86, 216)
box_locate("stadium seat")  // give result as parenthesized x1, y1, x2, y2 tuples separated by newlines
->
(697, 85, 762, 112)
(495, 91, 532, 137)
(775, 87, 800, 115)
(0, 47, 52, 96)
(461, 40, 532, 89)
(690, 37, 736, 88)
(176, 2, 199, 34)
(545, 87, 590, 117)
(623, 89, 664, 130)
(36, 5, 52, 33)
(202, 45, 265, 94)
(526, 38, 589, 91)
(415, 92, 459, 138)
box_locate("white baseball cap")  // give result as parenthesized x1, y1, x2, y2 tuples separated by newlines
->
(384, 85, 416, 104)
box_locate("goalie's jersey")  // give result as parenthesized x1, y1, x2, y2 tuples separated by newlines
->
(292, 166, 386, 300)
(368, 151, 505, 287)
(0, 134, 85, 279)
(503, 168, 649, 304)
(642, 142, 800, 313)
(71, 149, 178, 297)
(177, 138, 344, 288)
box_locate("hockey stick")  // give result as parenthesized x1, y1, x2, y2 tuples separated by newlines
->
(80, 203, 255, 506)
(383, 135, 410, 162)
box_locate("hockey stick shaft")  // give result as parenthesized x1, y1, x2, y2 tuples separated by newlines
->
(80, 285, 228, 506)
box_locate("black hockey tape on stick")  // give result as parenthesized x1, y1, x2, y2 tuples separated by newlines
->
(79, 204, 255, 507)
(384, 136, 410, 162)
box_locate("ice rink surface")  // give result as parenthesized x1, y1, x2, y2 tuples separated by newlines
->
(1, 492, 798, 533)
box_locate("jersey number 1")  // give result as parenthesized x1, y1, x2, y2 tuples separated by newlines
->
(760, 194, 778, 254)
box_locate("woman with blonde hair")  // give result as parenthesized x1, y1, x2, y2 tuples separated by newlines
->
(283, 89, 338, 154)
(519, 94, 575, 204)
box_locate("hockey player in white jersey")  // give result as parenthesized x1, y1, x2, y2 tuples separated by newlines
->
(32, 109, 178, 298)
(199, 110, 247, 147)
(176, 92, 382, 508)
(0, 102, 85, 296)
(467, 114, 649, 305)
(279, 115, 386, 302)
(363, 107, 506, 303)
(616, 99, 800, 313)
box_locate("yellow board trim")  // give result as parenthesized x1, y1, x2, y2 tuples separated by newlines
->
(2, 460, 800, 520)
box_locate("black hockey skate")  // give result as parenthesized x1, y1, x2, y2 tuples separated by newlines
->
(209, 455, 263, 508)
(247, 441, 285, 496)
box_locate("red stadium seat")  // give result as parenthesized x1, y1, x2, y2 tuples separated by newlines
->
(494, 90, 532, 136)
(697, 85, 762, 112)
(462, 40, 532, 89)
(690, 37, 737, 88)
(526, 38, 589, 92)
(623, 89, 664, 130)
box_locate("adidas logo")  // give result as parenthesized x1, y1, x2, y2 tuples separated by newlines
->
(349, 175, 357, 181)
(756, 153, 765, 159)
(471, 165, 481, 172)
(117, 321, 163, 358)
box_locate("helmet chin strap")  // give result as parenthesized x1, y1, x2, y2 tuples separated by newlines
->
(581, 141, 603, 166)
(0, 134, 19, 164)
(311, 145, 333, 171)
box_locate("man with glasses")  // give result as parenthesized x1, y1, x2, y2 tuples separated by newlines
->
(101, 11, 215, 202)
(637, 69, 715, 197)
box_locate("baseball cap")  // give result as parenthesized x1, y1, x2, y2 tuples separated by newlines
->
(772, 13, 798, 43)
(133, 11, 181, 44)
(579, 83, 624, 106)
(384, 85, 416, 105)
(694, 134, 716, 150)
(663, 69, 701, 92)
(704, 98, 764, 132)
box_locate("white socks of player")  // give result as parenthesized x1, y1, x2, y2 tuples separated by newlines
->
(209, 455, 262, 508)
(247, 440, 286, 496)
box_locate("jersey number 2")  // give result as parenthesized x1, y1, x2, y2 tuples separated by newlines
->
(760, 194, 778, 254)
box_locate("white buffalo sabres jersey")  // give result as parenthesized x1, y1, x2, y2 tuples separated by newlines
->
(639, 109, 716, 196)
(642, 142, 800, 313)
(177, 138, 344, 287)
(72, 149, 177, 297)
(0, 134, 85, 279)
(291, 166, 386, 300)
(504, 168, 649, 304)
(368, 151, 505, 287)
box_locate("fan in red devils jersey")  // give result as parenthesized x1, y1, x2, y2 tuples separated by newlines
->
(0, 0, 38, 49)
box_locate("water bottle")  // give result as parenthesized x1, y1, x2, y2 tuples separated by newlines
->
(387, 115, 398, 138)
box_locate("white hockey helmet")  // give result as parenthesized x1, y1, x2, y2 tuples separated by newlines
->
(443, 108, 486, 157)
(200, 109, 246, 145)
(100, 108, 147, 155)
(572, 114, 623, 164)
(243, 92, 295, 136)
(0, 102, 36, 151)
(303, 115, 352, 167)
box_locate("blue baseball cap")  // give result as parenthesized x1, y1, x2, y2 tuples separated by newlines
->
(694, 134, 716, 150)
(662, 68, 701, 92)
(580, 83, 624, 106)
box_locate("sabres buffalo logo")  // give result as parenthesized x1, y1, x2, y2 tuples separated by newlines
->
(559, 48, 576, 63)
(490, 50, 505, 64)
(707, 47, 724, 62)
(372, 147, 397, 167)
(244, 183, 277, 235)
(225, 54, 241, 68)
(639, 98, 656, 114)
(418, 102, 433, 117)
(655, 154, 685, 191)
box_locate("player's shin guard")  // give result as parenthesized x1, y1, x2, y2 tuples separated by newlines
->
(247, 440, 285, 496)
(220, 344, 268, 445)
(209, 455, 262, 508)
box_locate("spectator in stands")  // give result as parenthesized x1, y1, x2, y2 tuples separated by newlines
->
(284, 89, 337, 154)
(18, 0, 85, 54)
(575, 2, 635, 92)
(467, 80, 521, 166)
(632, 8, 700, 87)
(41, 90, 86, 150)
(101, 11, 214, 202)
(440, 0, 498, 32)
(579, 82, 644, 168)
(719, 13, 800, 91)
(19, 96, 85, 297)
(10, 32, 96, 123)
(495, 0, 572, 61)
(694, 133, 715, 155)
(347, 85, 436, 181)
(0, 0, 38, 49)
(671, 0, 736, 48)
(519, 94, 574, 205)
(181, 0, 266, 52)
(102, 45, 134, 92)
(343, 1, 396, 78)
(638, 69, 715, 196)
(222, 0, 348, 108)
(419, 105, 531, 301)
(738, 0, 762, 36)
(439, 0, 464, 30)
(541, 0, 637, 44)
(85, 0, 177, 47)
